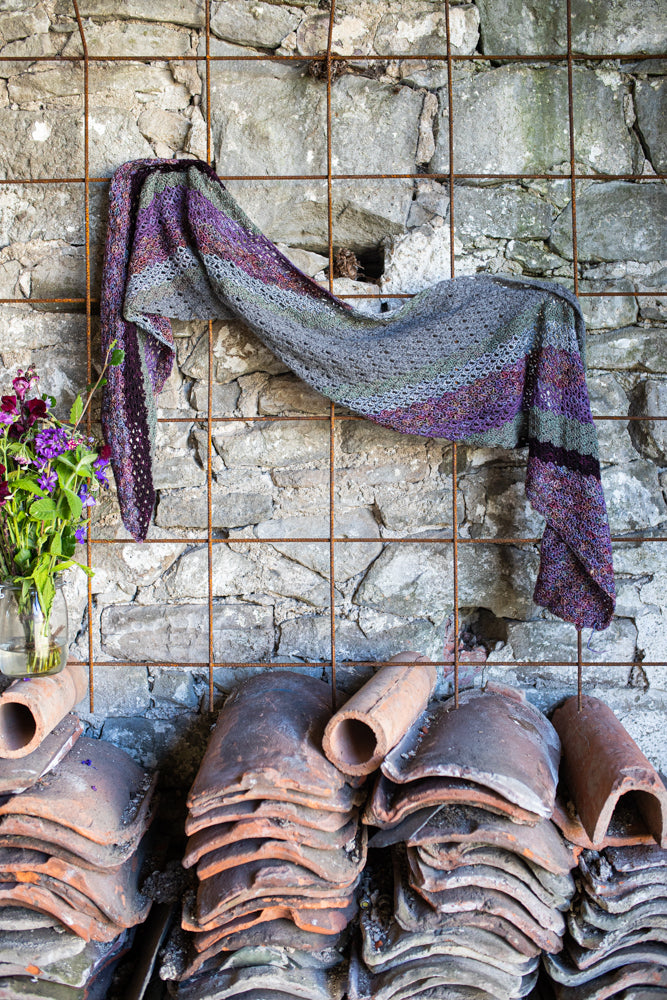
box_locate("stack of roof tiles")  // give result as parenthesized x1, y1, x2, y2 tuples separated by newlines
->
(543, 695, 667, 999)
(352, 685, 577, 1000)
(0, 717, 155, 999)
(168, 671, 366, 998)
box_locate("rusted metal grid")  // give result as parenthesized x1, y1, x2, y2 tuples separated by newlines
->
(1, 0, 664, 714)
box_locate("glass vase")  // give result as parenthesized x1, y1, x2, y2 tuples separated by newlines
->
(0, 581, 68, 678)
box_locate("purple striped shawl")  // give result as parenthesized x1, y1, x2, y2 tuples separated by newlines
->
(101, 159, 615, 631)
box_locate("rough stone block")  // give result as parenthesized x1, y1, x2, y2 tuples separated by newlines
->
(164, 541, 331, 608)
(150, 667, 202, 711)
(180, 320, 288, 383)
(579, 279, 638, 331)
(77, 664, 151, 718)
(374, 3, 479, 56)
(551, 183, 667, 263)
(62, 18, 194, 57)
(354, 540, 540, 622)
(155, 477, 274, 529)
(277, 612, 444, 663)
(215, 421, 330, 468)
(476, 0, 667, 56)
(432, 67, 635, 176)
(100, 602, 275, 664)
(503, 616, 637, 667)
(255, 509, 382, 582)
(601, 461, 667, 533)
(588, 326, 667, 373)
(207, 58, 418, 249)
(0, 111, 83, 180)
(628, 379, 667, 464)
(59, 0, 205, 28)
(634, 76, 667, 174)
(210, 1, 299, 49)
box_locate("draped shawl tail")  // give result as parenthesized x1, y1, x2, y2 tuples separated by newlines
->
(101, 159, 615, 631)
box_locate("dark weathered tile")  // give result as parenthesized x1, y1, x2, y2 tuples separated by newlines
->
(552, 696, 667, 850)
(382, 686, 560, 819)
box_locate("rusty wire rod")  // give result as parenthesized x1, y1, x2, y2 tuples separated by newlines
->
(205, 0, 216, 712)
(150, 413, 667, 423)
(72, 0, 95, 713)
(566, 0, 585, 710)
(444, 0, 461, 708)
(87, 534, 667, 544)
(2, 50, 663, 63)
(2, 171, 663, 184)
(326, 0, 338, 710)
(85, 658, 666, 669)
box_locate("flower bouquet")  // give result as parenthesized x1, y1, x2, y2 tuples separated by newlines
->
(0, 346, 123, 676)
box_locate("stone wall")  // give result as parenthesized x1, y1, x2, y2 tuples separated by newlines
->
(0, 0, 665, 783)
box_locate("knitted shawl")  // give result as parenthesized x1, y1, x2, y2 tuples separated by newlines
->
(100, 159, 615, 631)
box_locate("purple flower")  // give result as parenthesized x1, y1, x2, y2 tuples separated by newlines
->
(78, 482, 96, 509)
(1, 395, 17, 414)
(0, 465, 10, 508)
(92, 456, 110, 487)
(34, 427, 68, 459)
(75, 526, 87, 544)
(25, 398, 47, 425)
(37, 468, 57, 493)
(12, 367, 38, 402)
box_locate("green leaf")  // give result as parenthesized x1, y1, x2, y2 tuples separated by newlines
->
(63, 488, 82, 520)
(29, 498, 57, 521)
(11, 478, 45, 497)
(42, 394, 56, 408)
(61, 527, 76, 558)
(50, 534, 62, 556)
(69, 394, 84, 424)
(110, 349, 125, 366)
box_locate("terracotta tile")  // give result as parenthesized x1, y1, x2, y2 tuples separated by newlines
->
(0, 738, 157, 850)
(181, 889, 355, 934)
(349, 954, 533, 1000)
(0, 830, 132, 872)
(194, 828, 367, 886)
(0, 717, 82, 796)
(566, 928, 667, 970)
(416, 843, 575, 907)
(407, 849, 571, 916)
(393, 848, 563, 953)
(173, 962, 338, 1000)
(188, 782, 364, 818)
(183, 814, 358, 868)
(185, 799, 355, 836)
(0, 935, 123, 990)
(579, 879, 667, 915)
(0, 842, 150, 926)
(382, 686, 560, 819)
(0, 664, 87, 761)
(192, 897, 357, 957)
(410, 869, 566, 937)
(322, 656, 437, 777)
(358, 862, 540, 971)
(547, 941, 667, 984)
(0, 884, 122, 942)
(552, 696, 667, 850)
(605, 843, 667, 872)
(371, 803, 576, 875)
(187, 673, 350, 816)
(579, 848, 667, 899)
(195, 857, 361, 926)
(549, 963, 667, 1000)
(0, 925, 85, 970)
(0, 907, 58, 931)
(572, 894, 667, 939)
(364, 773, 541, 829)
(179, 920, 346, 980)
